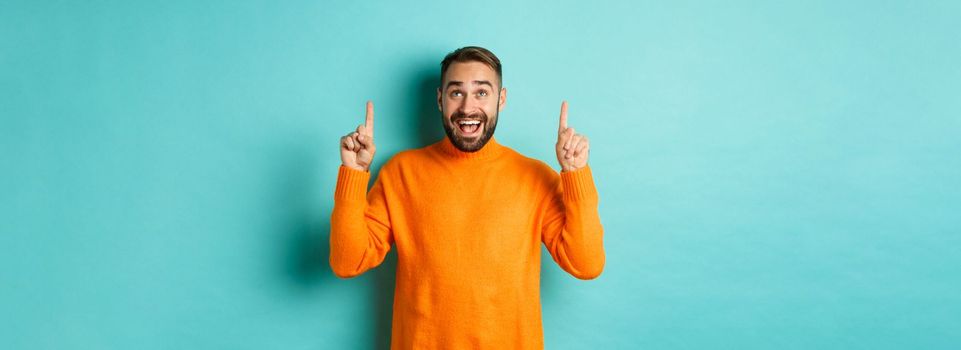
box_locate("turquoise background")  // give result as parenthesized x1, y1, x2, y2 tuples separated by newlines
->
(2, 1, 959, 349)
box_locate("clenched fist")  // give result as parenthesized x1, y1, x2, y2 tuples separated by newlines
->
(555, 101, 589, 172)
(340, 100, 376, 172)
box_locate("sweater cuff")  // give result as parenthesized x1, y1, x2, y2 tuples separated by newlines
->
(560, 165, 599, 203)
(335, 165, 370, 202)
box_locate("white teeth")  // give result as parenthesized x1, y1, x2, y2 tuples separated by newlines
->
(458, 120, 481, 125)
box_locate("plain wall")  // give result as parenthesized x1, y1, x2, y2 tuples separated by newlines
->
(2, 1, 959, 349)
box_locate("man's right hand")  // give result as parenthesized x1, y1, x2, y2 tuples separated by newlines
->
(340, 100, 376, 172)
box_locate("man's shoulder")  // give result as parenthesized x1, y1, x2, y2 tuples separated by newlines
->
(377, 143, 437, 171)
(501, 145, 560, 182)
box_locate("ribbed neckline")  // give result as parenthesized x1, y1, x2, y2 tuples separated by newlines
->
(435, 136, 505, 161)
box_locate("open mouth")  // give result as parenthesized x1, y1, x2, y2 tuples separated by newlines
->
(456, 119, 483, 137)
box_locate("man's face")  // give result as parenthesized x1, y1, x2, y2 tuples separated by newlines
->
(437, 61, 506, 152)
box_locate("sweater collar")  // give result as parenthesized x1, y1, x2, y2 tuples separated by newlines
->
(436, 136, 505, 161)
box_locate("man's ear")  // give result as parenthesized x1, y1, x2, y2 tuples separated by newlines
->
(498, 87, 507, 112)
(436, 87, 442, 112)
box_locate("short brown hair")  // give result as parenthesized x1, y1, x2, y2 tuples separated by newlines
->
(440, 46, 502, 87)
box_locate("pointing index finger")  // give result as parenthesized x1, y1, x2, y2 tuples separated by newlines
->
(558, 100, 568, 132)
(365, 100, 374, 136)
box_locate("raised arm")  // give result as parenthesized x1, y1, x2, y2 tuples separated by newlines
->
(542, 101, 605, 279)
(330, 101, 393, 278)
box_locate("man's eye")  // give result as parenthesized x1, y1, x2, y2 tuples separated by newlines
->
(477, 91, 488, 97)
(451, 91, 463, 97)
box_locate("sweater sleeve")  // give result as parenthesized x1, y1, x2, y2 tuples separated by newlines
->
(329, 165, 394, 278)
(540, 165, 606, 280)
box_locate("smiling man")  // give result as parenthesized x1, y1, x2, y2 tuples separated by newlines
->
(330, 46, 605, 349)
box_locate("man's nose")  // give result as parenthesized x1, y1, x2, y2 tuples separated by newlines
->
(457, 96, 481, 114)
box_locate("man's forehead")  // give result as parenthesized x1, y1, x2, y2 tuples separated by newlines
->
(443, 61, 500, 86)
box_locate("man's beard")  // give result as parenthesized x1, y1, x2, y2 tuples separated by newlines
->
(441, 109, 498, 152)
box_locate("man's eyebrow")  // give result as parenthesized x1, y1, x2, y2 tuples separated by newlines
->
(445, 81, 463, 90)
(472, 80, 494, 88)
(444, 80, 495, 90)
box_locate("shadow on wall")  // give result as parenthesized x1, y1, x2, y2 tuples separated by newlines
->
(278, 144, 331, 288)
(409, 64, 446, 148)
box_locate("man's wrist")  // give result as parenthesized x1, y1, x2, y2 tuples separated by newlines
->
(343, 163, 368, 172)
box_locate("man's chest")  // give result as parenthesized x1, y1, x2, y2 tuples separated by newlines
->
(387, 168, 547, 264)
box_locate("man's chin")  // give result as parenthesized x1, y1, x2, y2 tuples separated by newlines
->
(452, 138, 480, 152)
(450, 134, 489, 152)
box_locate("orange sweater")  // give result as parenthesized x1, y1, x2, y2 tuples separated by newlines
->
(330, 136, 605, 349)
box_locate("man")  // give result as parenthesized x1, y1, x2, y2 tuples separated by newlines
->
(330, 46, 605, 349)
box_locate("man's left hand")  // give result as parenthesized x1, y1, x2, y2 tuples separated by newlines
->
(555, 101, 589, 172)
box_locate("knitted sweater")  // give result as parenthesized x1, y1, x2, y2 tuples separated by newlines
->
(330, 136, 605, 349)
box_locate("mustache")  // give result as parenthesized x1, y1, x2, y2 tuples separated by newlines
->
(451, 111, 488, 123)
